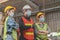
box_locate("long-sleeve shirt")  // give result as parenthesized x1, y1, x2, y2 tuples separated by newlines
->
(7, 16, 19, 34)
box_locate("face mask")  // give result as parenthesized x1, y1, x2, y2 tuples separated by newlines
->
(26, 10, 32, 17)
(9, 12, 14, 17)
(39, 17, 45, 22)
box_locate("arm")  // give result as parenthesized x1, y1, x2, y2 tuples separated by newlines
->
(38, 30, 49, 34)
(7, 17, 19, 34)
(39, 25, 51, 34)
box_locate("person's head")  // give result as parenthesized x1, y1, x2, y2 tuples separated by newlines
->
(36, 12, 45, 23)
(22, 5, 32, 17)
(4, 6, 16, 17)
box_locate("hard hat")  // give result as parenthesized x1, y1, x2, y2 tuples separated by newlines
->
(22, 5, 31, 10)
(37, 12, 44, 18)
(4, 6, 16, 13)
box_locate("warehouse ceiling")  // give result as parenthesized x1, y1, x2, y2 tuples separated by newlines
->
(0, 0, 39, 13)
(31, 0, 60, 8)
(0, 0, 60, 15)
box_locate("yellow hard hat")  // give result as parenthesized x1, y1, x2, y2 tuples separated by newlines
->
(4, 6, 16, 13)
(37, 12, 44, 18)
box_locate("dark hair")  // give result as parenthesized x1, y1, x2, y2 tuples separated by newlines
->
(8, 8, 14, 11)
(3, 13, 8, 22)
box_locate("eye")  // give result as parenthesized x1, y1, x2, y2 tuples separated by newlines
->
(25, 9, 31, 12)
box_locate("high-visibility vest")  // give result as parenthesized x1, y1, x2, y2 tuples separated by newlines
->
(3, 16, 17, 40)
(35, 23, 48, 39)
(22, 17, 34, 40)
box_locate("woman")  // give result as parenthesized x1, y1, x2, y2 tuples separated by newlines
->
(3, 6, 19, 40)
(34, 12, 51, 40)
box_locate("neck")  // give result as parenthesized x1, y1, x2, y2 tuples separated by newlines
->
(24, 15, 30, 19)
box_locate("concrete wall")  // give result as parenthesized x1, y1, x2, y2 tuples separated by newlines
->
(45, 10, 60, 40)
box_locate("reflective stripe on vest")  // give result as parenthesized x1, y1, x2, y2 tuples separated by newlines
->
(22, 17, 34, 26)
(22, 17, 34, 39)
(35, 23, 47, 30)
(35, 23, 48, 39)
(25, 32, 34, 35)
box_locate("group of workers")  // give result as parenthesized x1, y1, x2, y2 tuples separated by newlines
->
(2, 4, 51, 40)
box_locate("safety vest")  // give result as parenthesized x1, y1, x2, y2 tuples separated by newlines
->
(35, 23, 48, 39)
(22, 17, 34, 40)
(3, 16, 17, 40)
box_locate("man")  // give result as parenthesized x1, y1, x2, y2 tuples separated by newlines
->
(34, 12, 50, 40)
(3, 6, 19, 40)
(19, 5, 35, 40)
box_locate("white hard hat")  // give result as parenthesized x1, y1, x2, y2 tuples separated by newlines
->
(22, 5, 31, 10)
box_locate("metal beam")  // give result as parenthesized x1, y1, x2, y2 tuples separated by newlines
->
(45, 0, 60, 6)
(41, 6, 60, 12)
(32, 6, 60, 13)
(14, 6, 60, 17)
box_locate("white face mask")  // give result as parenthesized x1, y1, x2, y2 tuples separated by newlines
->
(25, 10, 32, 17)
(9, 12, 14, 17)
(39, 17, 45, 22)
(8, 10, 15, 17)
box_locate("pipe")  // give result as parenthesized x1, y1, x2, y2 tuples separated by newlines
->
(41, 6, 60, 12)
(14, 6, 60, 17)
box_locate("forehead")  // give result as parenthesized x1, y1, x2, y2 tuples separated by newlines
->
(10, 9, 14, 12)
(40, 15, 44, 17)
(10, 9, 14, 11)
(23, 9, 32, 11)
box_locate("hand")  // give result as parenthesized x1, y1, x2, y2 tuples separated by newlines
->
(37, 31, 44, 35)
(39, 30, 49, 34)
(38, 30, 44, 33)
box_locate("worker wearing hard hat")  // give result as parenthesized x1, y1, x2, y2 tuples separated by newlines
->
(3, 6, 19, 40)
(34, 12, 51, 40)
(18, 5, 35, 40)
